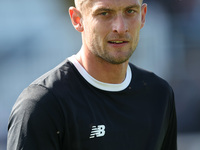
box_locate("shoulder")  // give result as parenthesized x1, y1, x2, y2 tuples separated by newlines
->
(9, 84, 62, 125)
(129, 63, 173, 94)
(9, 58, 76, 125)
(31, 58, 76, 89)
(128, 63, 175, 118)
(8, 84, 65, 149)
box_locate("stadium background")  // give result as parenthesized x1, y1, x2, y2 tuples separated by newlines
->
(0, 0, 200, 149)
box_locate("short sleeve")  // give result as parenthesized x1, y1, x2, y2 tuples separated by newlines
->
(7, 85, 65, 150)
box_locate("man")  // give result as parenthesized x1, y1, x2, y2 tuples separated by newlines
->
(7, 0, 177, 149)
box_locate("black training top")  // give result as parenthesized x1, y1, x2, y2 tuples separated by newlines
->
(7, 56, 177, 150)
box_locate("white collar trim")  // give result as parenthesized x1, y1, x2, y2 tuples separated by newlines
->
(68, 55, 132, 92)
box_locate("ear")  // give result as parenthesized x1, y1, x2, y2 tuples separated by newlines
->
(69, 7, 84, 32)
(140, 3, 147, 29)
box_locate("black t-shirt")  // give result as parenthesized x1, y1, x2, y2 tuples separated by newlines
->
(7, 56, 177, 150)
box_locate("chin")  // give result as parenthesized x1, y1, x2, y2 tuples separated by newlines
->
(104, 55, 130, 64)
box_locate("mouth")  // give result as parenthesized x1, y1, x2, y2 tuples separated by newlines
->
(108, 41, 129, 44)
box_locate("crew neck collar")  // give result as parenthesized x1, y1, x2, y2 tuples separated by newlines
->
(68, 55, 132, 92)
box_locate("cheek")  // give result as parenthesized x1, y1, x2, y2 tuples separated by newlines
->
(90, 23, 108, 42)
(93, 19, 110, 34)
(130, 17, 141, 28)
(129, 21, 141, 37)
(83, 21, 95, 41)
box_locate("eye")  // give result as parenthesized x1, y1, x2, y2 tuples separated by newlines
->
(127, 9, 135, 14)
(100, 12, 109, 16)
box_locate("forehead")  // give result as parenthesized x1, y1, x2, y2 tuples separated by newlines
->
(83, 0, 142, 10)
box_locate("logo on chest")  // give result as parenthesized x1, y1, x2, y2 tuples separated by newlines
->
(89, 125, 106, 139)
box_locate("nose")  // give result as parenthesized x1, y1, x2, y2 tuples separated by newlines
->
(112, 14, 128, 34)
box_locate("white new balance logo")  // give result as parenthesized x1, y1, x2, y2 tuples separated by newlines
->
(89, 125, 105, 139)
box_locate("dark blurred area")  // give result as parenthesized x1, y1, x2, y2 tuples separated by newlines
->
(146, 0, 200, 133)
(0, 0, 200, 149)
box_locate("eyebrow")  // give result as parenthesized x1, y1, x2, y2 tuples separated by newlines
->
(126, 4, 141, 10)
(93, 4, 141, 14)
(92, 8, 113, 14)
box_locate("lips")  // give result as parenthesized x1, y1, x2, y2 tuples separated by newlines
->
(108, 40, 129, 44)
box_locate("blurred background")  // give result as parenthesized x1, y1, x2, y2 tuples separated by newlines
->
(0, 0, 199, 149)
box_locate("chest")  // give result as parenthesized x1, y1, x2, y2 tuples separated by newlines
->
(63, 90, 168, 150)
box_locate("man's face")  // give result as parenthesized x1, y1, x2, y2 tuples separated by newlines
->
(80, 0, 147, 64)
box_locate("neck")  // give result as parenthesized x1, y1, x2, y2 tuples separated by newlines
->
(75, 47, 129, 84)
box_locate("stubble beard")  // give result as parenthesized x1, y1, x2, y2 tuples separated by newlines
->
(90, 43, 138, 65)
(102, 48, 135, 64)
(91, 38, 139, 65)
